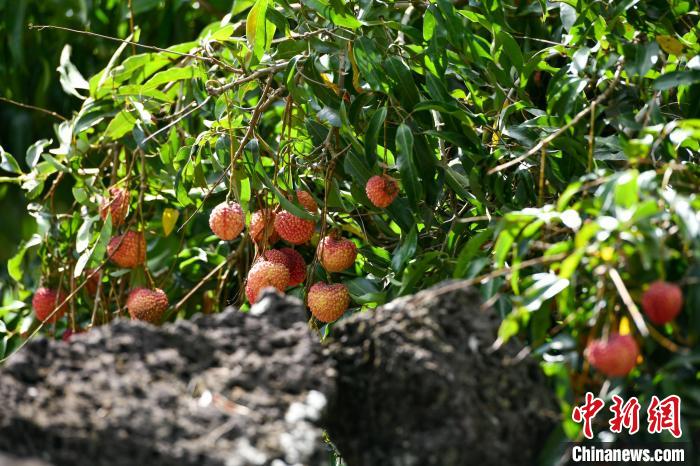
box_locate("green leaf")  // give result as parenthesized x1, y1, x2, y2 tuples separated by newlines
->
(231, 0, 256, 15)
(143, 65, 205, 90)
(57, 45, 89, 99)
(496, 30, 523, 71)
(302, 0, 362, 29)
(364, 106, 387, 166)
(654, 70, 700, 90)
(258, 171, 317, 221)
(395, 123, 421, 209)
(521, 273, 570, 312)
(104, 111, 137, 140)
(624, 41, 660, 77)
(247, 0, 276, 59)
(7, 234, 42, 282)
(0, 146, 21, 174)
(454, 228, 492, 278)
(25, 139, 52, 168)
(80, 216, 113, 276)
(351, 38, 387, 92)
(76, 216, 95, 253)
(344, 277, 385, 305)
(392, 227, 418, 272)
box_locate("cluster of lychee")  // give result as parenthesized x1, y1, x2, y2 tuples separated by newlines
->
(212, 188, 359, 322)
(32, 186, 169, 329)
(32, 174, 399, 329)
(585, 281, 684, 377)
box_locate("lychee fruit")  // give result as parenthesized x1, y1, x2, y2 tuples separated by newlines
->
(307, 282, 350, 323)
(280, 248, 306, 287)
(261, 248, 290, 269)
(126, 287, 169, 324)
(365, 175, 399, 208)
(293, 190, 318, 212)
(250, 209, 280, 245)
(209, 201, 245, 240)
(99, 186, 130, 227)
(107, 230, 146, 268)
(32, 287, 68, 323)
(585, 333, 639, 377)
(641, 281, 683, 325)
(317, 235, 357, 272)
(274, 210, 315, 245)
(261, 248, 306, 287)
(245, 260, 290, 303)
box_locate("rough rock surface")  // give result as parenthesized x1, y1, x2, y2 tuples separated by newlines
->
(0, 284, 557, 466)
(0, 292, 333, 466)
(324, 283, 558, 466)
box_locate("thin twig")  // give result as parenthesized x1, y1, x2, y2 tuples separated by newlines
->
(206, 60, 296, 96)
(28, 24, 231, 69)
(0, 96, 67, 121)
(608, 268, 648, 337)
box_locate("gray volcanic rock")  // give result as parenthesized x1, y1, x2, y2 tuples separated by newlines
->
(0, 292, 334, 466)
(0, 284, 557, 466)
(324, 283, 558, 466)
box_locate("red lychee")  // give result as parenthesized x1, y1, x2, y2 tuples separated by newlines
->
(317, 235, 357, 273)
(585, 333, 639, 377)
(32, 287, 68, 323)
(209, 201, 245, 240)
(107, 231, 146, 268)
(274, 211, 315, 245)
(250, 209, 280, 245)
(294, 190, 318, 212)
(262, 249, 290, 268)
(99, 186, 130, 227)
(641, 281, 683, 325)
(365, 175, 399, 208)
(307, 282, 350, 323)
(245, 260, 290, 304)
(126, 287, 169, 324)
(261, 248, 306, 287)
(280, 248, 306, 287)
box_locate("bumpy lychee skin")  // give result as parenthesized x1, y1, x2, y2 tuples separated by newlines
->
(280, 248, 306, 287)
(365, 175, 399, 208)
(317, 236, 357, 273)
(262, 249, 290, 268)
(274, 211, 315, 245)
(642, 281, 683, 325)
(209, 201, 245, 241)
(32, 287, 68, 323)
(245, 260, 290, 304)
(294, 190, 318, 212)
(126, 287, 169, 324)
(99, 186, 130, 227)
(307, 282, 350, 323)
(250, 209, 279, 245)
(585, 334, 639, 377)
(107, 231, 146, 268)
